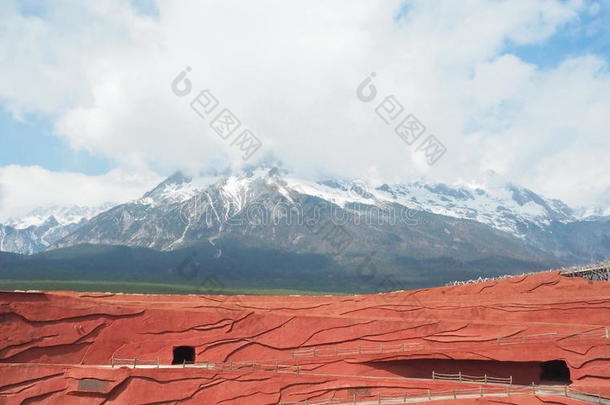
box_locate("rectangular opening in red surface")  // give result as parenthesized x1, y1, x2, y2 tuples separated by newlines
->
(365, 358, 571, 385)
(172, 346, 195, 365)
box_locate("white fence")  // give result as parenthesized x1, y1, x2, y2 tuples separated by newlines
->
(496, 328, 609, 344)
(185, 360, 302, 373)
(292, 343, 425, 359)
(111, 356, 159, 368)
(110, 328, 609, 369)
(111, 357, 305, 373)
(446, 259, 610, 286)
(279, 386, 609, 405)
(432, 371, 512, 385)
(290, 327, 609, 359)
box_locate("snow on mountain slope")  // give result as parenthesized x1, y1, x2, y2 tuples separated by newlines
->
(5, 203, 116, 230)
(0, 203, 116, 254)
(278, 172, 576, 239)
(137, 172, 210, 207)
(132, 169, 582, 241)
(10, 170, 572, 245)
(4, 168, 606, 258)
(371, 181, 574, 238)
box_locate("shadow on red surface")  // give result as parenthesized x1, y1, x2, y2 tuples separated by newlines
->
(365, 358, 571, 385)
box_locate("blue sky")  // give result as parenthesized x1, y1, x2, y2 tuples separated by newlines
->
(0, 108, 113, 175)
(1, 0, 610, 219)
(0, 0, 610, 175)
(0, 0, 159, 175)
(1, 0, 608, 176)
(507, 1, 610, 69)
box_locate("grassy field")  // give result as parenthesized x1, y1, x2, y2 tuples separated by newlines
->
(0, 279, 347, 296)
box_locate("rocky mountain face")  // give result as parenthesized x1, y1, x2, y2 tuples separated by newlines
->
(0, 204, 114, 254)
(2, 169, 610, 277)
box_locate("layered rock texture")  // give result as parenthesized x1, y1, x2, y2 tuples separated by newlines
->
(1, 271, 609, 404)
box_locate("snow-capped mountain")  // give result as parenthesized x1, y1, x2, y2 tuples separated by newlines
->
(5, 203, 116, 230)
(0, 203, 115, 254)
(372, 181, 574, 238)
(136, 172, 208, 207)
(46, 168, 610, 268)
(129, 169, 579, 241)
(3, 168, 609, 268)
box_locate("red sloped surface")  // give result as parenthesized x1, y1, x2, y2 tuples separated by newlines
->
(1, 271, 609, 404)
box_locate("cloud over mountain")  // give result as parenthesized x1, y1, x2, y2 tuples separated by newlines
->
(1, 0, 610, 215)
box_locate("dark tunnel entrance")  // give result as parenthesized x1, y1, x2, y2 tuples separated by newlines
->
(365, 359, 572, 385)
(172, 346, 195, 365)
(540, 360, 571, 384)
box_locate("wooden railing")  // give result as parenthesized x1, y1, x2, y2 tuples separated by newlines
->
(292, 343, 425, 359)
(278, 385, 609, 405)
(111, 356, 159, 368)
(110, 357, 308, 374)
(496, 329, 609, 344)
(446, 259, 610, 285)
(183, 360, 302, 373)
(106, 358, 608, 404)
(290, 327, 609, 359)
(108, 328, 608, 369)
(432, 371, 512, 385)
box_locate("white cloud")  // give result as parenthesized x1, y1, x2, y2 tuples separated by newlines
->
(1, 0, 610, 209)
(0, 165, 161, 221)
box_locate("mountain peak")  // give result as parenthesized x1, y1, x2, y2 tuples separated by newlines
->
(140, 172, 199, 205)
(3, 169, 608, 263)
(166, 171, 192, 185)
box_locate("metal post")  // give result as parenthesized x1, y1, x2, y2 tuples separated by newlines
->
(183, 359, 186, 368)
(111, 356, 114, 368)
(404, 392, 408, 402)
(157, 358, 159, 368)
(428, 389, 431, 400)
(432, 370, 435, 380)
(564, 385, 568, 396)
(532, 383, 535, 394)
(480, 387, 483, 398)
(484, 374, 487, 384)
(605, 327, 609, 339)
(459, 371, 462, 382)
(134, 358, 137, 368)
(453, 390, 457, 399)
(353, 393, 357, 405)
(378, 393, 381, 404)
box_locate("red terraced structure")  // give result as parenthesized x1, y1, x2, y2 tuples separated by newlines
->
(1, 270, 609, 404)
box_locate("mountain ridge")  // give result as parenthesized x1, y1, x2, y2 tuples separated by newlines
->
(0, 169, 608, 278)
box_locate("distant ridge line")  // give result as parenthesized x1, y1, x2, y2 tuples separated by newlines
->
(445, 260, 610, 286)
